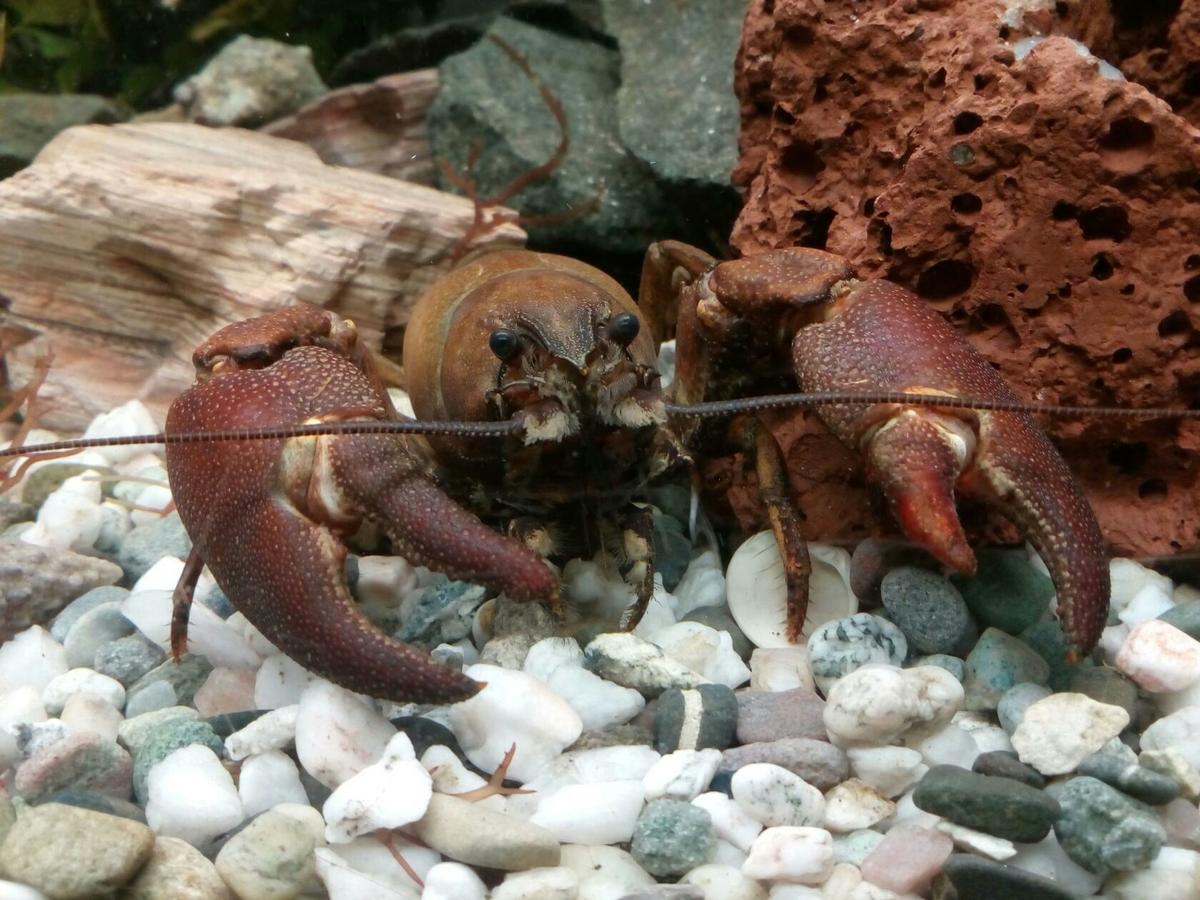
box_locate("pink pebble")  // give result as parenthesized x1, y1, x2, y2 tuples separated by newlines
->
(1116, 620, 1200, 693)
(860, 823, 953, 894)
(193, 667, 257, 717)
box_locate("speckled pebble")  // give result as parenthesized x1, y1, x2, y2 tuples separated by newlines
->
(116, 513, 192, 583)
(1053, 775, 1165, 875)
(807, 614, 907, 693)
(631, 799, 716, 877)
(118, 706, 201, 755)
(14, 730, 133, 802)
(397, 580, 486, 647)
(881, 567, 975, 655)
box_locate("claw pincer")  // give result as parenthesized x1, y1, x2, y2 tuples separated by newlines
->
(792, 277, 1109, 656)
(165, 306, 556, 704)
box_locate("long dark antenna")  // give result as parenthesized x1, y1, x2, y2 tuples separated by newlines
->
(2, 390, 1195, 463)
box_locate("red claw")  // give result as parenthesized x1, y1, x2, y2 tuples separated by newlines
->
(793, 279, 1110, 656)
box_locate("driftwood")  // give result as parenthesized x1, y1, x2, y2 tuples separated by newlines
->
(0, 122, 523, 431)
(263, 69, 440, 186)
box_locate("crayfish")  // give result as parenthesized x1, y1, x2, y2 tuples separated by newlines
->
(8, 240, 1188, 706)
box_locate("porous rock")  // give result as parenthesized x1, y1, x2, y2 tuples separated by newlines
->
(727, 0, 1200, 557)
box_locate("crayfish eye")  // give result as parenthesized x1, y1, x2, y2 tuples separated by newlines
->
(608, 312, 640, 345)
(488, 328, 521, 360)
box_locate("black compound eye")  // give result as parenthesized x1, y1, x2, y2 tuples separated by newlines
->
(608, 312, 640, 345)
(488, 328, 520, 360)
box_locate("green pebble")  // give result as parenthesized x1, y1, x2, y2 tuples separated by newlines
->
(911, 654, 966, 682)
(1053, 776, 1165, 875)
(1159, 600, 1200, 641)
(964, 629, 1050, 711)
(1020, 619, 1091, 690)
(940, 854, 1080, 900)
(125, 654, 213, 712)
(913, 764, 1060, 843)
(118, 706, 201, 756)
(952, 550, 1053, 634)
(630, 799, 716, 877)
(1079, 740, 1180, 807)
(132, 720, 223, 803)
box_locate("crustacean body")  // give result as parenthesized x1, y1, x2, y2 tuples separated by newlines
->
(157, 242, 1109, 703)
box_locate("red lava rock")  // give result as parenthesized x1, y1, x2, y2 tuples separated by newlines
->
(728, 0, 1200, 557)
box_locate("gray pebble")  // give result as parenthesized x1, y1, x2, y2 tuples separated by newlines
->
(1053, 776, 1165, 875)
(50, 586, 128, 642)
(94, 633, 167, 687)
(808, 613, 907, 692)
(722, 738, 849, 792)
(64, 602, 135, 668)
(117, 512, 192, 583)
(997, 683, 1053, 734)
(881, 567, 976, 655)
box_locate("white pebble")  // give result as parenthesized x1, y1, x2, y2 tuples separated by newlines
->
(936, 820, 1016, 860)
(239, 750, 309, 818)
(419, 861, 489, 900)
(1008, 833, 1104, 897)
(529, 780, 644, 844)
(337, 834, 437, 889)
(742, 826, 834, 884)
(749, 647, 816, 693)
(847, 746, 928, 799)
(732, 763, 825, 827)
(41, 667, 125, 715)
(323, 733, 432, 844)
(1116, 619, 1200, 692)
(449, 665, 582, 783)
(122, 585, 259, 670)
(0, 626, 68, 692)
(1142, 706, 1200, 770)
(822, 779, 896, 832)
(493, 865, 579, 900)
(21, 474, 103, 552)
(1118, 584, 1175, 626)
(643, 748, 722, 802)
(225, 704, 298, 760)
(81, 400, 161, 464)
(673, 549, 727, 618)
(654, 622, 751, 688)
(558, 844, 656, 898)
(145, 744, 244, 849)
(681, 863, 766, 900)
(508, 745, 661, 819)
(295, 680, 396, 789)
(1011, 693, 1130, 775)
(907, 723, 979, 769)
(313, 847, 421, 900)
(419, 744, 503, 811)
(255, 654, 318, 708)
(693, 791, 763, 852)
(1110, 558, 1174, 612)
(59, 693, 122, 742)
(823, 665, 962, 747)
(524, 638, 644, 732)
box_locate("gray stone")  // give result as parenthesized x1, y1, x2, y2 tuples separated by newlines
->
(881, 567, 976, 655)
(655, 684, 738, 752)
(913, 764, 1059, 843)
(964, 629, 1050, 711)
(64, 602, 135, 668)
(0, 95, 125, 177)
(997, 682, 1053, 734)
(602, 0, 741, 197)
(1078, 739, 1180, 806)
(735, 687, 825, 744)
(0, 802, 154, 898)
(116, 512, 192, 583)
(1159, 599, 1200, 640)
(50, 586, 129, 642)
(125, 835, 231, 900)
(94, 633, 167, 686)
(939, 854, 1079, 900)
(951, 550, 1054, 635)
(911, 653, 966, 682)
(1052, 776, 1165, 875)
(125, 653, 213, 713)
(397, 579, 487, 646)
(132, 719, 224, 803)
(630, 799, 716, 878)
(721, 738, 849, 792)
(429, 17, 674, 254)
(1067, 667, 1139, 720)
(117, 706, 202, 755)
(2, 547, 122, 642)
(175, 35, 328, 127)
(972, 750, 1046, 789)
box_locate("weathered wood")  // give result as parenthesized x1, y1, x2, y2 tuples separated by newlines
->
(263, 69, 440, 186)
(0, 122, 522, 431)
